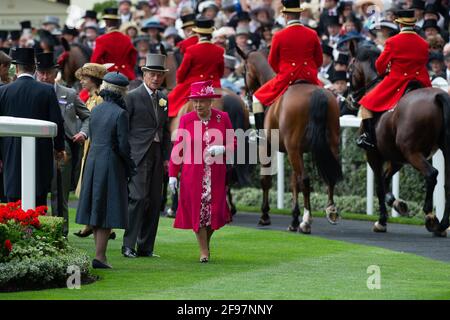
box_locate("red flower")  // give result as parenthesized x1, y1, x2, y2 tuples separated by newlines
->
(4, 240, 12, 253)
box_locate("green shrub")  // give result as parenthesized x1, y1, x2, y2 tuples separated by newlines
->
(0, 247, 93, 292)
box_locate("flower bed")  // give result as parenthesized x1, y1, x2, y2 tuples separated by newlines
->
(0, 201, 95, 292)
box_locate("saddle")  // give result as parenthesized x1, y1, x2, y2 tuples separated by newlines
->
(291, 79, 312, 86)
(404, 80, 424, 95)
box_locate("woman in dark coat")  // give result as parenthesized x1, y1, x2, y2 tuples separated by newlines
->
(76, 72, 136, 269)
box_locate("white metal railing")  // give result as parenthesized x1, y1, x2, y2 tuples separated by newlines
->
(0, 116, 57, 210)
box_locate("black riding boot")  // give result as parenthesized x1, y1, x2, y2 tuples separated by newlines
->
(357, 118, 376, 150)
(253, 112, 266, 142)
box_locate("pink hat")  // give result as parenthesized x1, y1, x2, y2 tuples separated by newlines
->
(187, 81, 221, 99)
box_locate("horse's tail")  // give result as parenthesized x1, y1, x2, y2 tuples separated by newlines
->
(437, 92, 450, 158)
(307, 88, 343, 186)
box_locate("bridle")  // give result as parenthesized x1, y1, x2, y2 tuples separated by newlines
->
(241, 49, 258, 108)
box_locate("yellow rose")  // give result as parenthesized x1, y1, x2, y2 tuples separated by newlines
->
(159, 98, 167, 107)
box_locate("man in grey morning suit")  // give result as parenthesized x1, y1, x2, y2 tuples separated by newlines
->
(122, 54, 171, 258)
(35, 52, 91, 236)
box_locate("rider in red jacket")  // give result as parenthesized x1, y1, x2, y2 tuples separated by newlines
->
(90, 8, 137, 80)
(252, 0, 323, 132)
(357, 10, 432, 150)
(176, 13, 198, 55)
(168, 18, 224, 117)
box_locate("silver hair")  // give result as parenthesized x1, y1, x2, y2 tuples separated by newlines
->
(99, 81, 128, 96)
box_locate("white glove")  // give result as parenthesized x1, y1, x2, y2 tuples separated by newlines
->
(206, 145, 225, 157)
(169, 177, 178, 194)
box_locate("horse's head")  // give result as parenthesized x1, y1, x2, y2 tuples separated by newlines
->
(236, 47, 274, 105)
(347, 44, 381, 109)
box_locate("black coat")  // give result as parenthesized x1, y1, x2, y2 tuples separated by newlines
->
(76, 100, 136, 229)
(0, 76, 65, 198)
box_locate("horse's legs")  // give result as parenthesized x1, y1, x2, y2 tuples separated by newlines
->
(287, 154, 302, 232)
(383, 162, 409, 216)
(325, 182, 339, 224)
(404, 153, 439, 233)
(368, 153, 389, 232)
(436, 158, 450, 236)
(258, 142, 272, 226)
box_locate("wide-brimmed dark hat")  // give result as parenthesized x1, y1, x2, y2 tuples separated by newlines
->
(331, 70, 348, 82)
(84, 10, 98, 21)
(336, 53, 350, 65)
(422, 19, 440, 32)
(103, 8, 120, 20)
(192, 18, 214, 34)
(411, 0, 425, 10)
(0, 31, 8, 41)
(323, 15, 341, 26)
(181, 13, 196, 29)
(394, 10, 416, 25)
(142, 53, 169, 72)
(63, 25, 79, 37)
(141, 17, 165, 32)
(10, 30, 21, 41)
(11, 47, 35, 65)
(281, 0, 304, 13)
(36, 52, 59, 70)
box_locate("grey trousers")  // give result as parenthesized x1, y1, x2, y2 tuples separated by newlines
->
(51, 139, 73, 235)
(123, 142, 163, 253)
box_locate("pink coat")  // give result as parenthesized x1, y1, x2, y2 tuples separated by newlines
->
(169, 108, 236, 232)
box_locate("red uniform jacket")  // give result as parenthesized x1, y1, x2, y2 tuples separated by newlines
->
(359, 31, 431, 112)
(91, 30, 137, 80)
(168, 41, 224, 117)
(254, 23, 323, 106)
(177, 35, 198, 54)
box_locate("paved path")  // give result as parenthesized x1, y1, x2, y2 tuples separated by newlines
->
(69, 201, 450, 263)
(229, 212, 450, 263)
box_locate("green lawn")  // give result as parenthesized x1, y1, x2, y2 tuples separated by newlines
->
(1, 209, 450, 300)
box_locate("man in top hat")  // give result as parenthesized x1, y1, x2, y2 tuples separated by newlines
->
(42, 16, 61, 33)
(20, 20, 33, 35)
(62, 25, 79, 45)
(335, 53, 350, 72)
(251, 0, 323, 133)
(322, 15, 342, 47)
(35, 52, 91, 236)
(9, 31, 21, 48)
(0, 48, 65, 206)
(176, 13, 198, 55)
(91, 8, 137, 80)
(422, 19, 440, 39)
(319, 43, 335, 81)
(122, 54, 171, 258)
(410, 0, 425, 27)
(168, 18, 224, 118)
(83, 10, 99, 24)
(81, 22, 99, 50)
(330, 70, 355, 116)
(118, 0, 134, 24)
(358, 10, 432, 150)
(317, 0, 339, 36)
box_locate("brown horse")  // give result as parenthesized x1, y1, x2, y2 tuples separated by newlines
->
(237, 48, 343, 233)
(59, 42, 91, 89)
(348, 45, 450, 237)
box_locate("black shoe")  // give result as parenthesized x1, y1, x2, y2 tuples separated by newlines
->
(73, 228, 93, 238)
(357, 118, 376, 150)
(137, 250, 160, 258)
(92, 259, 112, 269)
(121, 246, 137, 258)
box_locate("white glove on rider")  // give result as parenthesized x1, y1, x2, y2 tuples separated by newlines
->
(206, 145, 226, 157)
(169, 177, 178, 194)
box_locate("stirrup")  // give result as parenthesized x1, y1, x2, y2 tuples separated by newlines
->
(356, 133, 376, 150)
(248, 129, 266, 144)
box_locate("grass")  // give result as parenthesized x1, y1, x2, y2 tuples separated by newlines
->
(1, 209, 450, 300)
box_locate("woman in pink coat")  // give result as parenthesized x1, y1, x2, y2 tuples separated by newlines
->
(169, 80, 236, 263)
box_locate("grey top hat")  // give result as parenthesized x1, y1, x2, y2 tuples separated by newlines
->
(42, 16, 60, 27)
(142, 54, 169, 72)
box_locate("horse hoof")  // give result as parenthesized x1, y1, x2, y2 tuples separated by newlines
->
(258, 218, 271, 226)
(326, 205, 340, 225)
(433, 230, 447, 238)
(287, 225, 298, 232)
(393, 199, 409, 217)
(299, 222, 311, 234)
(425, 214, 440, 233)
(373, 222, 387, 233)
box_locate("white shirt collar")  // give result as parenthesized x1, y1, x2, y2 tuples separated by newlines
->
(18, 73, 35, 79)
(143, 82, 156, 97)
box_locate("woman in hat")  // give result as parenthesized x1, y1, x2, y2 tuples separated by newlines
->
(168, 18, 225, 118)
(74, 63, 113, 238)
(76, 72, 136, 269)
(169, 80, 235, 263)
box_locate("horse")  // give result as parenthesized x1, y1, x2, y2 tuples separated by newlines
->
(163, 50, 253, 216)
(59, 40, 91, 89)
(236, 48, 343, 233)
(348, 44, 450, 237)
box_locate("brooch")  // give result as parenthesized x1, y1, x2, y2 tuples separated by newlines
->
(216, 114, 221, 123)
